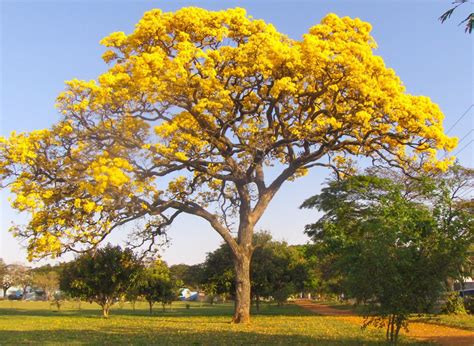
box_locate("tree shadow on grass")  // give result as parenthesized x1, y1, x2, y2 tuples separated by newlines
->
(0, 307, 102, 318)
(0, 302, 313, 319)
(0, 307, 235, 319)
(0, 328, 425, 345)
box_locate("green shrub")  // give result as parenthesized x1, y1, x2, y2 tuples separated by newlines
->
(442, 292, 467, 315)
(463, 296, 474, 314)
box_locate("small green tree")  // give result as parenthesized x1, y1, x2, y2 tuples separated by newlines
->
(0, 259, 5, 279)
(0, 259, 6, 298)
(33, 271, 59, 300)
(137, 260, 177, 313)
(158, 279, 177, 311)
(302, 172, 473, 343)
(1, 276, 12, 298)
(59, 244, 142, 317)
(442, 291, 467, 315)
(125, 282, 141, 311)
(15, 267, 33, 299)
(273, 284, 296, 306)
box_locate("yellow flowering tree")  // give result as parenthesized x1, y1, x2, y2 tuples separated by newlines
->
(0, 8, 456, 323)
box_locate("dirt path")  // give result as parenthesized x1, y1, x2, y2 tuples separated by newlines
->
(295, 299, 356, 316)
(294, 299, 474, 346)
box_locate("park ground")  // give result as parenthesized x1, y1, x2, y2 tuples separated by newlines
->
(0, 300, 473, 345)
(294, 300, 474, 346)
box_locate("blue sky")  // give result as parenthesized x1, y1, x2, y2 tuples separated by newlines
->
(1, 0, 472, 266)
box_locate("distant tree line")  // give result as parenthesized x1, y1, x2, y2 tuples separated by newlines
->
(0, 260, 63, 300)
(169, 231, 318, 310)
(1, 236, 317, 318)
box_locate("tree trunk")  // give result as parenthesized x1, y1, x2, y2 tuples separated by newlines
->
(386, 315, 392, 341)
(232, 253, 251, 323)
(256, 294, 260, 312)
(100, 297, 112, 318)
(102, 304, 110, 318)
(148, 301, 153, 314)
(390, 315, 395, 343)
(395, 322, 402, 344)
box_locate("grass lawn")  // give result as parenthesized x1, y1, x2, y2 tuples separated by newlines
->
(317, 300, 360, 311)
(0, 300, 429, 345)
(315, 300, 474, 331)
(412, 314, 474, 331)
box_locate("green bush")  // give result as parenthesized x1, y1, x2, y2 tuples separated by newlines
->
(442, 292, 467, 315)
(273, 284, 295, 306)
(463, 296, 474, 314)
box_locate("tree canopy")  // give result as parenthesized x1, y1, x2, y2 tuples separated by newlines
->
(201, 231, 315, 307)
(133, 259, 178, 313)
(301, 168, 473, 342)
(0, 7, 456, 260)
(33, 271, 59, 299)
(0, 7, 456, 323)
(59, 244, 142, 317)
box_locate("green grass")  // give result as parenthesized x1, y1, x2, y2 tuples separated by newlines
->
(314, 300, 365, 314)
(314, 300, 474, 331)
(316, 300, 358, 310)
(0, 300, 429, 345)
(412, 313, 474, 331)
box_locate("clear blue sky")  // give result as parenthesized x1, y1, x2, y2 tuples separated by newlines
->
(1, 0, 472, 266)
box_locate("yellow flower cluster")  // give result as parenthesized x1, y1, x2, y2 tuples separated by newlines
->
(87, 155, 133, 194)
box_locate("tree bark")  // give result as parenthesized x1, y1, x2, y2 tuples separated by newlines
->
(395, 323, 401, 344)
(390, 315, 395, 343)
(232, 253, 251, 324)
(102, 304, 110, 318)
(386, 315, 392, 341)
(100, 297, 112, 318)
